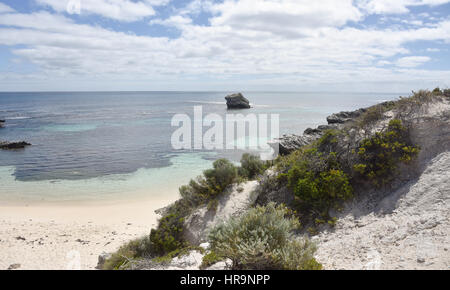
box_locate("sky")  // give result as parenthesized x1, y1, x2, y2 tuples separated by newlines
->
(0, 0, 449, 92)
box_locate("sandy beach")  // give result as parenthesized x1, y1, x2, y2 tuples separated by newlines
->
(0, 196, 176, 270)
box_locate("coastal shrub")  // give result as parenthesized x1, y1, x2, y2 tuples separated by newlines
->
(200, 251, 225, 269)
(353, 119, 420, 186)
(358, 106, 385, 128)
(316, 130, 339, 153)
(443, 89, 450, 98)
(203, 159, 238, 193)
(148, 212, 186, 256)
(208, 202, 321, 270)
(395, 90, 438, 119)
(432, 87, 442, 95)
(288, 167, 353, 217)
(179, 158, 238, 208)
(238, 153, 267, 179)
(102, 236, 151, 270)
(277, 143, 352, 220)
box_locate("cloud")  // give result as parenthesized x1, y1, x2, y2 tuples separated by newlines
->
(0, 3, 15, 14)
(150, 15, 192, 27)
(36, 0, 168, 22)
(209, 0, 363, 37)
(357, 0, 450, 14)
(0, 0, 449, 91)
(396, 56, 431, 67)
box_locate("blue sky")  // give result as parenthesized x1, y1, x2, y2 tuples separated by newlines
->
(0, 0, 449, 92)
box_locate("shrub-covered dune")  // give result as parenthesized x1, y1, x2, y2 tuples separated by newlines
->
(101, 89, 450, 270)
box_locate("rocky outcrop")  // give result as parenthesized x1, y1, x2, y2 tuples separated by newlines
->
(275, 124, 339, 155)
(326, 108, 367, 124)
(0, 120, 31, 149)
(0, 141, 31, 150)
(225, 93, 251, 109)
(183, 180, 259, 245)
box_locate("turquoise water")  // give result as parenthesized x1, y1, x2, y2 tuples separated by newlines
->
(0, 153, 213, 203)
(0, 91, 404, 202)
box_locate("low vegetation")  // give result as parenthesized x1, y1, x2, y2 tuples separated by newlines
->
(208, 202, 321, 270)
(103, 154, 268, 269)
(102, 236, 151, 270)
(276, 132, 353, 222)
(200, 251, 224, 269)
(353, 119, 420, 186)
(238, 153, 270, 179)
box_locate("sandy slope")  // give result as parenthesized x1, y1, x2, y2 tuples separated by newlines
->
(314, 152, 450, 269)
(0, 198, 173, 270)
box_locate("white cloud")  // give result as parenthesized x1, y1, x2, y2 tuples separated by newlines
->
(36, 0, 167, 22)
(0, 3, 15, 14)
(209, 0, 362, 37)
(396, 56, 431, 67)
(357, 0, 450, 14)
(0, 0, 449, 91)
(150, 15, 192, 27)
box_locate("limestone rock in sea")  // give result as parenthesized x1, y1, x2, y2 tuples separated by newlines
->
(0, 120, 5, 128)
(0, 141, 32, 150)
(225, 93, 251, 109)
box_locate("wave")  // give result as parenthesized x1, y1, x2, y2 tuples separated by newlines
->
(187, 101, 225, 105)
(7, 116, 32, 120)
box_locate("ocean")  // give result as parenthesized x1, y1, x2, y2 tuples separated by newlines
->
(0, 91, 403, 203)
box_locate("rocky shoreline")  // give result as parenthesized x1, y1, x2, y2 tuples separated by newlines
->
(275, 101, 396, 155)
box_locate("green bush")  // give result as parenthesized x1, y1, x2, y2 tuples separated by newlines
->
(208, 203, 321, 270)
(180, 159, 238, 207)
(238, 153, 267, 179)
(432, 87, 442, 95)
(148, 212, 186, 256)
(102, 236, 151, 270)
(280, 145, 352, 219)
(358, 106, 385, 128)
(204, 159, 238, 193)
(200, 251, 224, 269)
(288, 167, 353, 217)
(353, 119, 420, 186)
(443, 89, 450, 98)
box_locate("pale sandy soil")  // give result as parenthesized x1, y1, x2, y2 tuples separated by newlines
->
(314, 152, 450, 270)
(0, 196, 175, 270)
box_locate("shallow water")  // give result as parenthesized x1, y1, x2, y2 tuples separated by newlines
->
(0, 91, 403, 202)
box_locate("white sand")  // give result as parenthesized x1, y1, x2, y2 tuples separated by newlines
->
(0, 196, 176, 270)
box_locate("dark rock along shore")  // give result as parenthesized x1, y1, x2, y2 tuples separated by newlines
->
(275, 107, 368, 155)
(0, 120, 32, 150)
